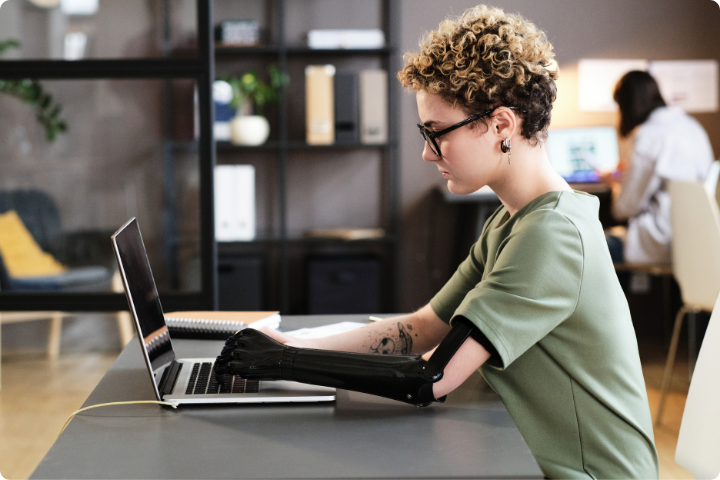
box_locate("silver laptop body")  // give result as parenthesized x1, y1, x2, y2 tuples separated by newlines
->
(111, 218, 336, 405)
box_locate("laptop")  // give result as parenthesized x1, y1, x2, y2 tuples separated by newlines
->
(546, 126, 619, 183)
(111, 217, 336, 405)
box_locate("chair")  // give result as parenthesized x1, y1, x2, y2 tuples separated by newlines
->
(0, 190, 134, 382)
(656, 181, 720, 425)
(702, 160, 720, 199)
(0, 189, 115, 291)
(674, 291, 720, 479)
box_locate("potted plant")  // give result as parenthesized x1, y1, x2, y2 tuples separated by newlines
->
(223, 65, 288, 146)
(0, 39, 68, 142)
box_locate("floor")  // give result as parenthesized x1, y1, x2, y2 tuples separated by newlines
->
(0, 351, 118, 480)
(0, 341, 696, 480)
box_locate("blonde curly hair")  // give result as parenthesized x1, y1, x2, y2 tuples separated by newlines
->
(398, 5, 559, 144)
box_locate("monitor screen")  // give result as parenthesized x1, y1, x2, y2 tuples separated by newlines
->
(113, 219, 174, 372)
(546, 126, 619, 183)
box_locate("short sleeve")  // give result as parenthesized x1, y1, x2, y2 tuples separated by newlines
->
(452, 210, 584, 369)
(430, 239, 486, 323)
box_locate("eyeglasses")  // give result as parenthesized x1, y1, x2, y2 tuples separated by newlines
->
(417, 107, 522, 157)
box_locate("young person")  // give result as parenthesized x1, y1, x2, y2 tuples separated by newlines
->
(603, 70, 714, 264)
(216, 6, 659, 478)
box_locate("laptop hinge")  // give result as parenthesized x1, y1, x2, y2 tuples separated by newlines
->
(158, 360, 183, 396)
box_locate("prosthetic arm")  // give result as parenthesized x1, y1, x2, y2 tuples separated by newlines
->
(214, 320, 474, 407)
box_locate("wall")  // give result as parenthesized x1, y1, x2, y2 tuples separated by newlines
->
(396, 0, 720, 312)
(3, 1, 720, 352)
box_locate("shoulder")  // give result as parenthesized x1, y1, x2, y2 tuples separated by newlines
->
(635, 107, 714, 166)
(637, 107, 706, 144)
(516, 209, 581, 242)
(508, 195, 585, 254)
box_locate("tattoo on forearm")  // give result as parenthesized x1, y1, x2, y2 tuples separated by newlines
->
(368, 322, 415, 355)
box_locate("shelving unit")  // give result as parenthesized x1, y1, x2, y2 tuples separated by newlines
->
(208, 0, 400, 313)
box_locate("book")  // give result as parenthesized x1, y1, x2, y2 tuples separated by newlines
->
(359, 69, 388, 144)
(164, 311, 280, 340)
(306, 65, 335, 145)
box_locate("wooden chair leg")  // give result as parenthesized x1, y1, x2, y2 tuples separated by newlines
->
(688, 311, 697, 379)
(113, 269, 135, 347)
(656, 305, 690, 426)
(1, 312, 3, 392)
(117, 311, 134, 347)
(48, 313, 63, 361)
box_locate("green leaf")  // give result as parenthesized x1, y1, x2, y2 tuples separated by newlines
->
(0, 71, 68, 142)
(0, 38, 21, 56)
(40, 93, 52, 109)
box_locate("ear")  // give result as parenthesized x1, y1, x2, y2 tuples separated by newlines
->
(491, 107, 519, 140)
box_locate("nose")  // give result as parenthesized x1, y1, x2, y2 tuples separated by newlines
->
(421, 141, 440, 163)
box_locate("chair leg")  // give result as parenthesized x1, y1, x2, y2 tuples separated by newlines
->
(688, 311, 697, 380)
(656, 305, 691, 426)
(47, 313, 63, 361)
(117, 311, 134, 347)
(112, 269, 135, 347)
(1, 312, 3, 392)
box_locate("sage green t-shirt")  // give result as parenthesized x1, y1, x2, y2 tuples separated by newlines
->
(430, 190, 658, 479)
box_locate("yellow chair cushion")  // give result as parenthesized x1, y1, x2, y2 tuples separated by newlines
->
(0, 210, 66, 278)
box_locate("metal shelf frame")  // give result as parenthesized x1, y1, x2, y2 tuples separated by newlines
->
(213, 0, 401, 313)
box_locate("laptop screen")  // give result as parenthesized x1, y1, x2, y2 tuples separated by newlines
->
(546, 126, 619, 183)
(112, 218, 175, 372)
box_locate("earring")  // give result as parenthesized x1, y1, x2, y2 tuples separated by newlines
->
(500, 138, 512, 164)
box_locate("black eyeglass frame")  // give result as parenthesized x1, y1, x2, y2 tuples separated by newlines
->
(417, 106, 523, 157)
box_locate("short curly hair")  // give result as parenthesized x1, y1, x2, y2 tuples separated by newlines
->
(397, 5, 559, 144)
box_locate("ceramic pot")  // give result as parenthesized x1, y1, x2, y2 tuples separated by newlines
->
(230, 115, 270, 146)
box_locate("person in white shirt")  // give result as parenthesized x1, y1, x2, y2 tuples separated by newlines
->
(603, 70, 715, 264)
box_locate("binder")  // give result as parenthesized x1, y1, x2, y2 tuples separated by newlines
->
(334, 72, 359, 144)
(359, 69, 388, 145)
(214, 165, 255, 241)
(306, 65, 335, 145)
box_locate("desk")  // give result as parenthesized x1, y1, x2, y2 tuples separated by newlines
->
(31, 315, 542, 479)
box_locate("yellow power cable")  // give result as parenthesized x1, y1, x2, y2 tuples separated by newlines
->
(57, 401, 179, 441)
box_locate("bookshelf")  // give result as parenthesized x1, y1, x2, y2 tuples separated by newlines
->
(206, 0, 400, 313)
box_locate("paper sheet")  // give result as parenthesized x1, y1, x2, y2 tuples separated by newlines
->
(284, 321, 367, 338)
(649, 60, 719, 113)
(578, 59, 649, 111)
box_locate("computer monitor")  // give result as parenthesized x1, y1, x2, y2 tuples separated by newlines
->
(546, 126, 619, 183)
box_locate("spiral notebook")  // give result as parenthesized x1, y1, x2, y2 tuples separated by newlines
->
(165, 311, 280, 340)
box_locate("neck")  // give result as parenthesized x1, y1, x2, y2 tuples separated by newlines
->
(489, 141, 571, 216)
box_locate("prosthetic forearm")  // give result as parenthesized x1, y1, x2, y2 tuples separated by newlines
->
(215, 320, 473, 407)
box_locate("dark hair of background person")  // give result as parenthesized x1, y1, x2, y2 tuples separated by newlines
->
(614, 70, 667, 138)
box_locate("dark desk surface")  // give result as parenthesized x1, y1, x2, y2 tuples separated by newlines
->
(32, 315, 542, 479)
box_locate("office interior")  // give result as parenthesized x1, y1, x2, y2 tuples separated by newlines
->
(0, 0, 719, 478)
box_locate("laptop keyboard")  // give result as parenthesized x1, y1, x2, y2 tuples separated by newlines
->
(185, 362, 259, 395)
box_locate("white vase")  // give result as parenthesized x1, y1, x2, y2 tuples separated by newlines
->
(230, 115, 270, 146)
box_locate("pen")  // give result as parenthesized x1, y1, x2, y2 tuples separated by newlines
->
(368, 316, 384, 322)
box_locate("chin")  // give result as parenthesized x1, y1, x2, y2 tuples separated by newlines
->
(447, 182, 477, 195)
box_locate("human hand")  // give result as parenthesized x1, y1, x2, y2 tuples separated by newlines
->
(214, 329, 289, 384)
(255, 327, 311, 348)
(597, 169, 620, 188)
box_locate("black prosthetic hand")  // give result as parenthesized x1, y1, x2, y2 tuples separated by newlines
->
(215, 321, 474, 407)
